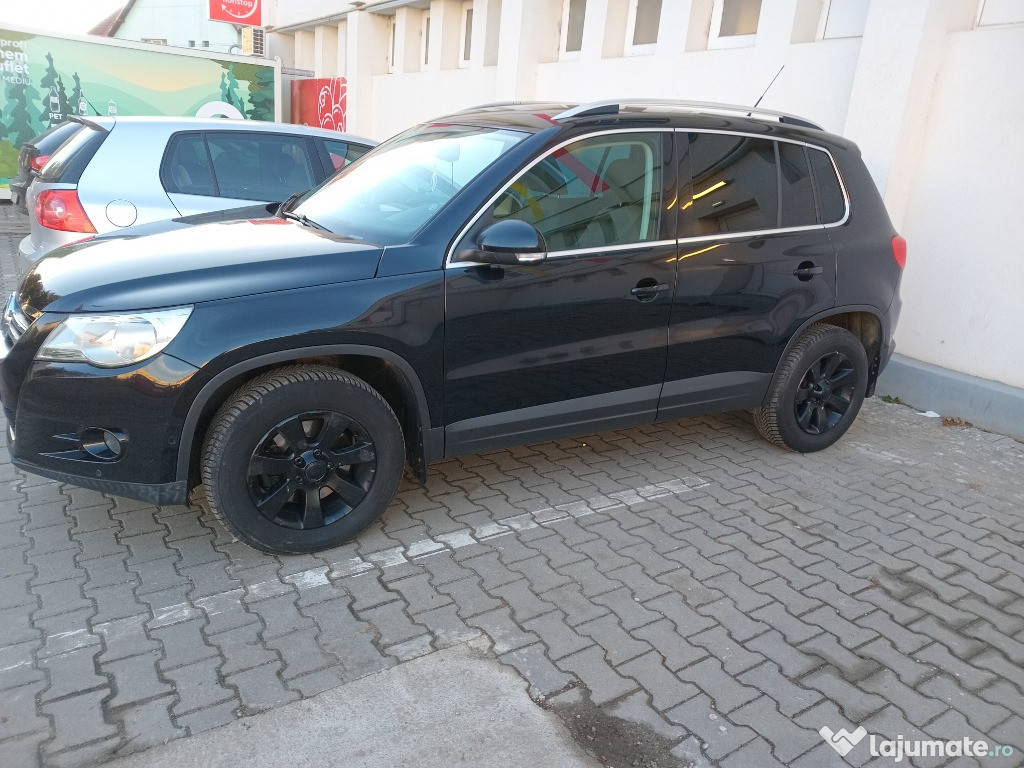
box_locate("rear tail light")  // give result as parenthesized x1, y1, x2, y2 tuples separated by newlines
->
(891, 235, 907, 270)
(35, 189, 97, 234)
(30, 154, 51, 172)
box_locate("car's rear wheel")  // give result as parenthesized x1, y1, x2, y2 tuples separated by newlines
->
(201, 366, 404, 554)
(754, 324, 868, 452)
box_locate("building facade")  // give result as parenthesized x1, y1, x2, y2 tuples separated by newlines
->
(92, 0, 242, 53)
(264, 0, 1024, 437)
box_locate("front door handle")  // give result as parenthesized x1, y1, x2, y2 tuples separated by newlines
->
(631, 280, 669, 301)
(793, 261, 824, 281)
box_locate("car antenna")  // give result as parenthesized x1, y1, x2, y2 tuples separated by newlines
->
(751, 65, 785, 111)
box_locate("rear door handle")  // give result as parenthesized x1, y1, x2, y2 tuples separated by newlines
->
(631, 282, 669, 301)
(793, 262, 823, 281)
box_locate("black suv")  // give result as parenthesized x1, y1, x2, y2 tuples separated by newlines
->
(0, 101, 904, 554)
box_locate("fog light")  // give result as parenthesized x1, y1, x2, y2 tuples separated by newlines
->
(80, 428, 127, 461)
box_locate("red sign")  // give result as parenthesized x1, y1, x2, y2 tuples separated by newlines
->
(208, 0, 261, 27)
(291, 78, 348, 136)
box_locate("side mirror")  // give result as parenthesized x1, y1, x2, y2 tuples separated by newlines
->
(468, 220, 547, 265)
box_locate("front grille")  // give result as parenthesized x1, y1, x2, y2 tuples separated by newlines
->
(2, 292, 31, 347)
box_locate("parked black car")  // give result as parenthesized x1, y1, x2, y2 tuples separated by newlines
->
(0, 101, 905, 554)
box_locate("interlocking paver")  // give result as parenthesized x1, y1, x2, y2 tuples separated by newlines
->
(2, 198, 1023, 768)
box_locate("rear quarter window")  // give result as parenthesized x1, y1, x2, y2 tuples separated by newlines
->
(808, 147, 846, 224)
(39, 125, 107, 184)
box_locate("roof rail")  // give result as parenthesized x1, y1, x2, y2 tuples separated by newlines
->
(552, 99, 823, 130)
(452, 101, 527, 113)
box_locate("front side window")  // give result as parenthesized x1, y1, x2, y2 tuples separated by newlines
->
(206, 133, 315, 201)
(485, 132, 664, 252)
(294, 125, 528, 244)
(322, 139, 371, 172)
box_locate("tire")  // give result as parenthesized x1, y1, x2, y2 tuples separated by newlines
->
(200, 366, 405, 554)
(753, 324, 869, 452)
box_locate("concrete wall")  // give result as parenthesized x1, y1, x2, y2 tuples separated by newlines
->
(264, 0, 1024, 425)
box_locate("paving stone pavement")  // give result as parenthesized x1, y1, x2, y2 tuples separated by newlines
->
(1, 202, 1023, 767)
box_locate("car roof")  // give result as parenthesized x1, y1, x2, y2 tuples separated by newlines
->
(436, 99, 842, 144)
(78, 115, 375, 145)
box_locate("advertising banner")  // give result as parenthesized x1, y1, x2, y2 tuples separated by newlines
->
(0, 25, 278, 193)
(290, 77, 347, 133)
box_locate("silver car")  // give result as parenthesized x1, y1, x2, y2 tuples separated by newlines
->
(19, 116, 375, 272)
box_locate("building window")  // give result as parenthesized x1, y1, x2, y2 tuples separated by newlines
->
(559, 0, 586, 58)
(977, 0, 1024, 25)
(817, 0, 869, 39)
(188, 40, 196, 47)
(202, 40, 210, 47)
(625, 0, 662, 54)
(460, 1, 474, 67)
(708, 0, 761, 49)
(421, 12, 431, 68)
(387, 16, 396, 73)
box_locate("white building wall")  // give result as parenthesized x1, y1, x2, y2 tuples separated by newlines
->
(264, 0, 1024, 392)
(115, 0, 241, 52)
(896, 23, 1024, 389)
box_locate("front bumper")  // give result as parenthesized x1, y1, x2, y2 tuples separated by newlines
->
(1, 341, 208, 506)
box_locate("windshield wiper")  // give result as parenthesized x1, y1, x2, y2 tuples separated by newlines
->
(280, 209, 331, 232)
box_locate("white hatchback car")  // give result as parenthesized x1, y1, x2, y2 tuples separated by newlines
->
(19, 116, 375, 272)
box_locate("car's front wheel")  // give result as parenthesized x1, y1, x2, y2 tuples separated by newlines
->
(753, 324, 869, 452)
(200, 366, 405, 554)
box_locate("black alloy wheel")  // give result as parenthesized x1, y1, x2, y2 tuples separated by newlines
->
(754, 324, 869, 452)
(201, 366, 405, 553)
(793, 352, 857, 435)
(247, 410, 377, 530)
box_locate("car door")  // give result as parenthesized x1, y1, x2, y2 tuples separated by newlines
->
(443, 129, 677, 456)
(657, 131, 839, 422)
(162, 131, 319, 217)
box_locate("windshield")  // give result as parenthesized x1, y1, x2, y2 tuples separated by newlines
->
(293, 124, 528, 244)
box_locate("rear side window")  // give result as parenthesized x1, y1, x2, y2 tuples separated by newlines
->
(684, 133, 779, 236)
(322, 138, 371, 171)
(162, 131, 316, 201)
(39, 125, 107, 184)
(808, 147, 846, 224)
(778, 141, 817, 228)
(163, 134, 216, 196)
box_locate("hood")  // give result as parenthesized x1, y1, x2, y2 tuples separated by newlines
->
(22, 217, 384, 315)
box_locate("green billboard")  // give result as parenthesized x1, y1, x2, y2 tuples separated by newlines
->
(0, 25, 279, 192)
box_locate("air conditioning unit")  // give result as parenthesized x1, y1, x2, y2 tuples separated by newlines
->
(242, 27, 266, 56)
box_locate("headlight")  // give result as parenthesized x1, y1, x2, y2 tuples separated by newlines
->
(37, 306, 193, 367)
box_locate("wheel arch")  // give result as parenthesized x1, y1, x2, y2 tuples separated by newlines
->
(762, 306, 885, 407)
(176, 345, 439, 490)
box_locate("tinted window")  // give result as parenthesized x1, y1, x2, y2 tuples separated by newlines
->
(206, 133, 315, 201)
(684, 133, 778, 236)
(39, 125, 107, 184)
(163, 133, 216, 196)
(322, 138, 371, 171)
(778, 141, 817, 228)
(808, 147, 845, 223)
(294, 125, 527, 245)
(489, 133, 663, 251)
